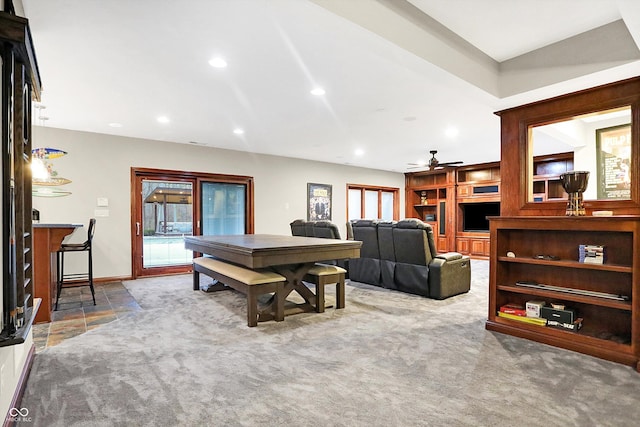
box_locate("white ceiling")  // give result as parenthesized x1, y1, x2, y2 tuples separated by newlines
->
(20, 0, 640, 173)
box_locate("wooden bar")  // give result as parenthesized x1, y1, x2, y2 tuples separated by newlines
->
(32, 223, 82, 323)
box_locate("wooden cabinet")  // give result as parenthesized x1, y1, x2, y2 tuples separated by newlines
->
(487, 216, 639, 371)
(456, 163, 500, 203)
(455, 162, 500, 259)
(457, 236, 491, 257)
(1, 11, 42, 346)
(405, 162, 500, 258)
(405, 168, 456, 252)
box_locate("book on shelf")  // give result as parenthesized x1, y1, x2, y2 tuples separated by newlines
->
(497, 311, 548, 326)
(525, 300, 546, 318)
(499, 303, 527, 316)
(579, 244, 604, 264)
(547, 318, 583, 332)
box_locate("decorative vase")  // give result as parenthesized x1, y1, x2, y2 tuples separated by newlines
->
(560, 171, 589, 216)
(420, 191, 427, 205)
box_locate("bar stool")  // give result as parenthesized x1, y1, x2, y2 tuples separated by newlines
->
(55, 218, 96, 310)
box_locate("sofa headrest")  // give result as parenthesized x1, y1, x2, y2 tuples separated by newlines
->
(313, 220, 341, 239)
(290, 219, 307, 236)
(377, 221, 396, 228)
(351, 219, 379, 228)
(395, 218, 431, 230)
(314, 220, 333, 227)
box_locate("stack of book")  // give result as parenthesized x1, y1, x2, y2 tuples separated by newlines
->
(498, 304, 547, 326)
(579, 244, 604, 264)
(498, 302, 584, 332)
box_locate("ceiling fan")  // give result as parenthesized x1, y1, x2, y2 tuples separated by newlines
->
(408, 150, 463, 170)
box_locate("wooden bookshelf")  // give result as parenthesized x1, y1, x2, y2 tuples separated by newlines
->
(487, 216, 640, 371)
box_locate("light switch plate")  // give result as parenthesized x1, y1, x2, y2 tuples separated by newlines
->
(97, 197, 109, 207)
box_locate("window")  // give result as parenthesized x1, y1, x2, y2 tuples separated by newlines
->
(347, 184, 400, 221)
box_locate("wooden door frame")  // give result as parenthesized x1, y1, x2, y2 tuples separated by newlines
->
(131, 167, 254, 278)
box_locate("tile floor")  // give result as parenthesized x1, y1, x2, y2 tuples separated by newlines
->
(32, 282, 142, 352)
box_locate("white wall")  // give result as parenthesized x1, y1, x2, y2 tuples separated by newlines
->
(31, 126, 405, 279)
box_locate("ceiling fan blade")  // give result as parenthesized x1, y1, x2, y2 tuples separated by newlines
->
(438, 161, 463, 167)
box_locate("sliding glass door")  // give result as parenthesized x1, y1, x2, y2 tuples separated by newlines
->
(141, 180, 194, 268)
(201, 182, 246, 235)
(132, 168, 254, 278)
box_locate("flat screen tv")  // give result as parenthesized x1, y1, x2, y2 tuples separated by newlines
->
(462, 202, 500, 232)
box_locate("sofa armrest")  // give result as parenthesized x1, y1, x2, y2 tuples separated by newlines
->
(435, 252, 463, 261)
(428, 255, 471, 299)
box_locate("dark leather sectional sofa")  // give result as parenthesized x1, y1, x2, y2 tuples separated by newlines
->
(290, 218, 471, 300)
(347, 219, 471, 299)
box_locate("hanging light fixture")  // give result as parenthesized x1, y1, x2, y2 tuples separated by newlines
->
(32, 104, 72, 196)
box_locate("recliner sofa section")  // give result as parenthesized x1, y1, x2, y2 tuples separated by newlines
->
(347, 220, 382, 287)
(289, 219, 346, 269)
(349, 218, 471, 299)
(289, 219, 341, 240)
(377, 221, 396, 290)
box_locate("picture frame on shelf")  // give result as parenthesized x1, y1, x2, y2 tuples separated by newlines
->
(307, 183, 332, 221)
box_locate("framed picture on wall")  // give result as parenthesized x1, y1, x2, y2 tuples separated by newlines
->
(596, 124, 631, 200)
(307, 183, 332, 221)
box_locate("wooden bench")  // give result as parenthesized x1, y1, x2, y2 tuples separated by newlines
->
(303, 264, 347, 313)
(192, 257, 286, 327)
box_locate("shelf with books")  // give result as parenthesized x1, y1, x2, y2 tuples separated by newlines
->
(488, 216, 640, 371)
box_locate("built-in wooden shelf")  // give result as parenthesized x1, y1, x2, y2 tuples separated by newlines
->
(488, 216, 639, 371)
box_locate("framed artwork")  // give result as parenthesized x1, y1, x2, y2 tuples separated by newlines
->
(596, 124, 631, 200)
(307, 183, 332, 221)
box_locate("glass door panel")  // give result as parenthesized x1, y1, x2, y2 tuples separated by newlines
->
(142, 180, 193, 268)
(201, 182, 246, 235)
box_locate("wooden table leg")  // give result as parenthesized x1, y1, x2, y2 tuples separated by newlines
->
(257, 262, 320, 321)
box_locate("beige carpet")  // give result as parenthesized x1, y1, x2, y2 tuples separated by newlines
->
(21, 260, 640, 426)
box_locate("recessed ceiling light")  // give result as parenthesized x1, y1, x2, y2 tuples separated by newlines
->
(310, 87, 326, 96)
(109, 122, 123, 128)
(354, 148, 365, 156)
(233, 128, 244, 135)
(445, 127, 459, 138)
(208, 57, 228, 68)
(157, 116, 170, 124)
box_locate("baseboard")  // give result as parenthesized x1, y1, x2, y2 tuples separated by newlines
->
(62, 275, 133, 286)
(94, 275, 133, 284)
(3, 344, 36, 427)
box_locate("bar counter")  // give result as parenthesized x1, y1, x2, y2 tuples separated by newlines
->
(32, 223, 83, 323)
